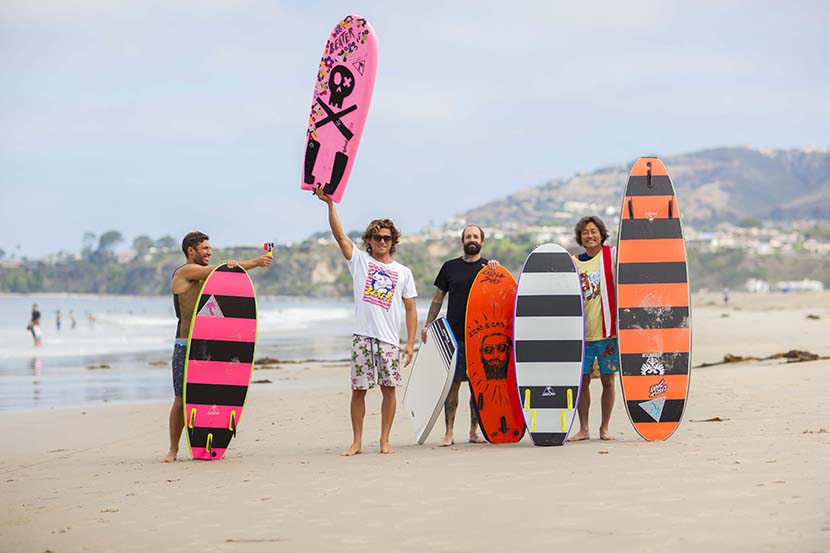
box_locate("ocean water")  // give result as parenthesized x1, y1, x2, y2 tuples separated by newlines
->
(0, 294, 391, 411)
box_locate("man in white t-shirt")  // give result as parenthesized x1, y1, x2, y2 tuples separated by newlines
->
(315, 185, 418, 456)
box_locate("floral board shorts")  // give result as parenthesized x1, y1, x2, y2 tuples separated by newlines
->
(350, 334, 402, 390)
(582, 337, 620, 376)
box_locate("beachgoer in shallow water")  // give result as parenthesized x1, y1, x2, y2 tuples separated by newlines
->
(315, 185, 417, 456)
(29, 304, 42, 347)
(421, 224, 498, 446)
(161, 231, 272, 462)
(569, 216, 620, 442)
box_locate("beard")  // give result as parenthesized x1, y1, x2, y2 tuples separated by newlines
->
(483, 359, 508, 380)
(463, 242, 481, 255)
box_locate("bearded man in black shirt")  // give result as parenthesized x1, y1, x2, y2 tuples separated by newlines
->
(421, 224, 499, 446)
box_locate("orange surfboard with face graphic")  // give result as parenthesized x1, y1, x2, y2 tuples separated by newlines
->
(465, 265, 525, 443)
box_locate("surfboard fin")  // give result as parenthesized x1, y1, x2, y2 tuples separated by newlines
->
(477, 393, 484, 412)
(205, 433, 214, 456)
(499, 416, 508, 434)
(668, 198, 674, 219)
(229, 410, 237, 437)
(323, 151, 348, 195)
(628, 198, 634, 220)
(646, 161, 653, 188)
(304, 137, 320, 185)
(188, 408, 197, 429)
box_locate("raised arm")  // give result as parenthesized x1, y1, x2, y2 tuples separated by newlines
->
(173, 255, 272, 293)
(236, 255, 273, 271)
(314, 185, 353, 260)
(420, 288, 446, 343)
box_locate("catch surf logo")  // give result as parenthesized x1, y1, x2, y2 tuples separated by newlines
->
(362, 262, 398, 311)
(198, 296, 224, 318)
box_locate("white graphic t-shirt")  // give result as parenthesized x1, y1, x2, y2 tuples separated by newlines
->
(347, 243, 417, 346)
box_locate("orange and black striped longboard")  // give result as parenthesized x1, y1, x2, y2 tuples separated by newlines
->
(465, 265, 525, 443)
(617, 157, 690, 442)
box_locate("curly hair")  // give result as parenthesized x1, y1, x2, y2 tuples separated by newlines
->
(574, 216, 609, 247)
(361, 219, 401, 256)
(181, 231, 209, 256)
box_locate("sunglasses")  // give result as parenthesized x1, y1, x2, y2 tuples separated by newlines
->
(372, 235, 394, 243)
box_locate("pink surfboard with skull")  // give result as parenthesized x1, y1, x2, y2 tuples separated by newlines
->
(301, 15, 378, 203)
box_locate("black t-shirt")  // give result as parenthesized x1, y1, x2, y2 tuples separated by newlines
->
(434, 256, 489, 344)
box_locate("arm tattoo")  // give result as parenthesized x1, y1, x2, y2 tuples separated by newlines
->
(425, 299, 443, 325)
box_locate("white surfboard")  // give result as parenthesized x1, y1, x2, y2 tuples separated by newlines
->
(514, 243, 584, 446)
(403, 317, 458, 444)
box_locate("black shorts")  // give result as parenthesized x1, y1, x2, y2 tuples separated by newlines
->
(453, 341, 468, 382)
(172, 340, 187, 396)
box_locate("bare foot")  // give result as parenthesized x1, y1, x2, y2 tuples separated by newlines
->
(160, 450, 177, 462)
(468, 433, 487, 444)
(380, 443, 396, 454)
(341, 443, 362, 456)
(439, 435, 454, 447)
(599, 429, 616, 441)
(568, 430, 590, 442)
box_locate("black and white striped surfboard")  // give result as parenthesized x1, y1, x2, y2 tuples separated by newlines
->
(514, 243, 584, 446)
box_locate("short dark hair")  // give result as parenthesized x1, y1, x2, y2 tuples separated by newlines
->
(460, 224, 485, 242)
(362, 219, 401, 256)
(182, 231, 209, 256)
(574, 216, 609, 246)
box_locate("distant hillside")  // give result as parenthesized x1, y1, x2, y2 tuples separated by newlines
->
(3, 146, 829, 297)
(453, 146, 830, 227)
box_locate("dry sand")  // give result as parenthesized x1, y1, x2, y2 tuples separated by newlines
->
(2, 292, 829, 552)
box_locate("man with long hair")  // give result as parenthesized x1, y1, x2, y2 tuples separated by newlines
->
(315, 185, 418, 456)
(569, 216, 620, 441)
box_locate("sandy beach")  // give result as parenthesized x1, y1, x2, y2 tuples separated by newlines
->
(2, 292, 829, 552)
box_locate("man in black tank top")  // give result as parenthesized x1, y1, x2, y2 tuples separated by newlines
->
(161, 231, 272, 463)
(421, 224, 499, 446)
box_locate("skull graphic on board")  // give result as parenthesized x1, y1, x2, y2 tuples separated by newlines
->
(328, 65, 355, 108)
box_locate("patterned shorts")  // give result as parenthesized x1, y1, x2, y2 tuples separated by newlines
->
(582, 337, 620, 376)
(172, 339, 187, 396)
(350, 334, 402, 390)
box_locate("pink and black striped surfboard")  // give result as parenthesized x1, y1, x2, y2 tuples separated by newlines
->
(183, 263, 258, 460)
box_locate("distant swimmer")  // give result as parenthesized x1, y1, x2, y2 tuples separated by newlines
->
(569, 216, 620, 442)
(421, 224, 498, 446)
(315, 185, 418, 456)
(161, 231, 272, 463)
(28, 303, 42, 347)
(56, 310, 62, 331)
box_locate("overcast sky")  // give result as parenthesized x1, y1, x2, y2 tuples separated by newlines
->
(2, 0, 827, 257)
